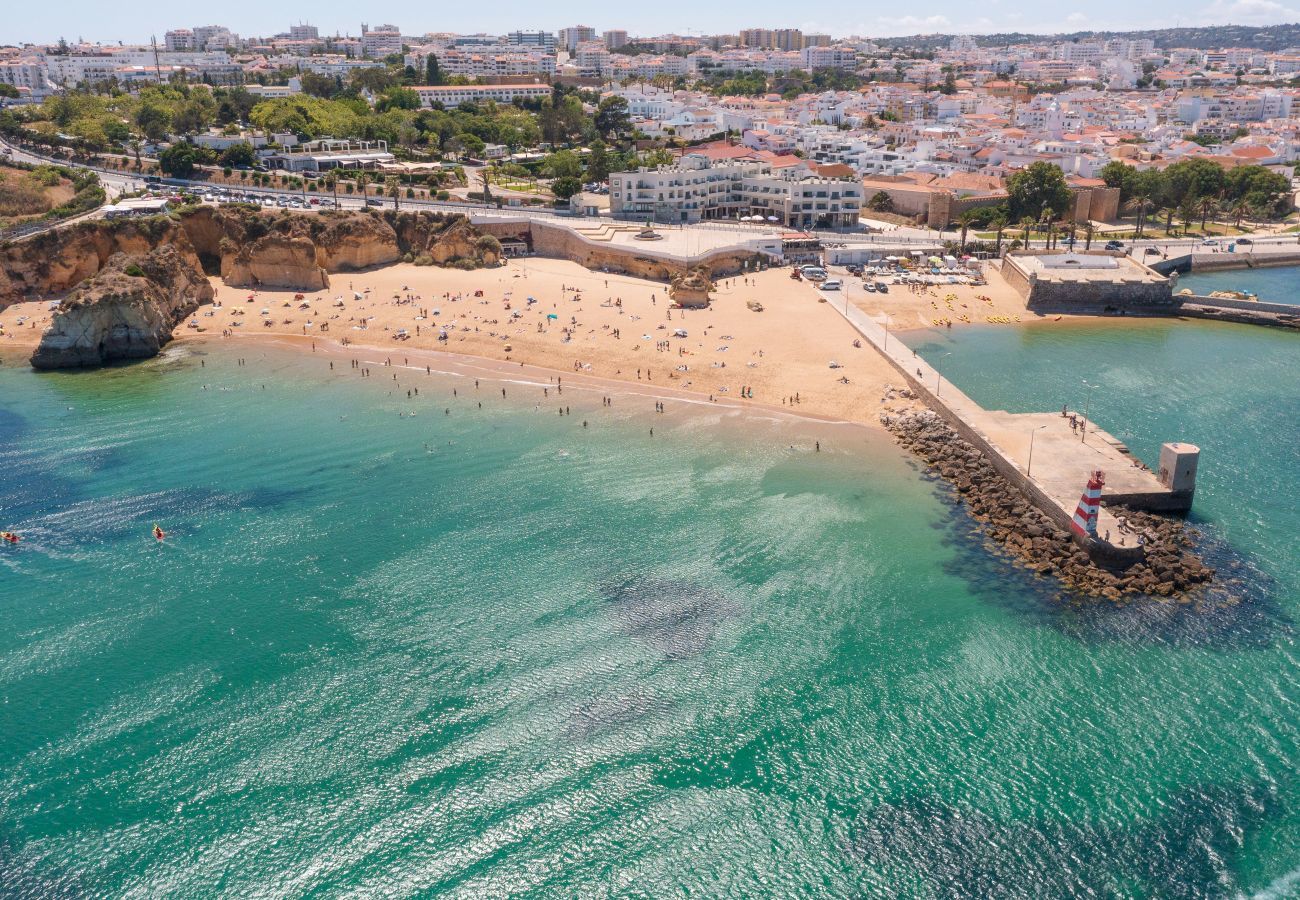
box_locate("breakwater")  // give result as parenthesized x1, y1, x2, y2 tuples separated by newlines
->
(1177, 295, 1300, 330)
(881, 407, 1214, 601)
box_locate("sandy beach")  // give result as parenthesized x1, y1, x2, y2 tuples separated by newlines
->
(0, 257, 1168, 426)
(187, 258, 910, 425)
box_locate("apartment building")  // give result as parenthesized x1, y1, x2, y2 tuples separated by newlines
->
(609, 149, 862, 228)
(361, 25, 403, 59)
(0, 57, 52, 97)
(557, 26, 597, 53)
(410, 83, 551, 109)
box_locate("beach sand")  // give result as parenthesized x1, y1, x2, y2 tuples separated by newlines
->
(181, 258, 909, 426)
(0, 257, 1127, 426)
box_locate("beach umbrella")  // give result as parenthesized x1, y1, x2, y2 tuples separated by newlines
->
(547, 313, 558, 320)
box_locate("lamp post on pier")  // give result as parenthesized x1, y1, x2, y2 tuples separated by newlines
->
(1081, 379, 1096, 444)
(935, 352, 952, 399)
(1027, 423, 1050, 477)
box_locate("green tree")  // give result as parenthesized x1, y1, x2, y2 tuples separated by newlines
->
(1005, 161, 1072, 222)
(1098, 160, 1139, 202)
(541, 149, 584, 179)
(424, 54, 443, 86)
(586, 140, 610, 183)
(594, 96, 631, 139)
(386, 175, 401, 210)
(868, 190, 894, 213)
(158, 142, 201, 178)
(551, 175, 583, 200)
(218, 141, 256, 168)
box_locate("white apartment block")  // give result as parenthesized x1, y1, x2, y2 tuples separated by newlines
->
(609, 153, 863, 228)
(411, 83, 551, 109)
(165, 30, 196, 51)
(557, 26, 597, 53)
(407, 47, 555, 79)
(0, 58, 52, 96)
(43, 50, 239, 85)
(361, 26, 403, 59)
(800, 46, 857, 71)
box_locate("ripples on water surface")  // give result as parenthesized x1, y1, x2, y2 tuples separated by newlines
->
(1, 329, 1298, 897)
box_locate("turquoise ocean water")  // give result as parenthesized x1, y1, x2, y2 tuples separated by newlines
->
(1177, 264, 1300, 306)
(1, 324, 1298, 897)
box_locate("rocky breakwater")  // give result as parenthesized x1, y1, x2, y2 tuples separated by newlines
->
(879, 404, 1215, 603)
(30, 245, 213, 369)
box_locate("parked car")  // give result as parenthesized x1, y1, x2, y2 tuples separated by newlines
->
(1236, 237, 1253, 245)
(820, 279, 842, 291)
(1104, 240, 1124, 250)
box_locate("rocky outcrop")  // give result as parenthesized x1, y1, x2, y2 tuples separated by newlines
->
(313, 212, 401, 271)
(387, 211, 500, 267)
(670, 264, 714, 308)
(881, 408, 1215, 603)
(224, 231, 329, 291)
(0, 217, 182, 309)
(0, 208, 504, 310)
(30, 245, 213, 369)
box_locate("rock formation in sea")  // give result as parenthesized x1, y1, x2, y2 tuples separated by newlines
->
(30, 245, 214, 369)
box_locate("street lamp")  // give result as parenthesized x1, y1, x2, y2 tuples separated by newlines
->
(1081, 379, 1096, 444)
(1027, 423, 1050, 477)
(935, 352, 952, 398)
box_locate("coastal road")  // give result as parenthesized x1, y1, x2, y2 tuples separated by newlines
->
(7, 137, 1299, 257)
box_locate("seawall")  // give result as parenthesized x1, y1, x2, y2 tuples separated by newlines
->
(823, 299, 1197, 566)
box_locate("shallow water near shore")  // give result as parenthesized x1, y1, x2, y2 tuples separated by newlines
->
(1177, 263, 1300, 305)
(2, 331, 1300, 896)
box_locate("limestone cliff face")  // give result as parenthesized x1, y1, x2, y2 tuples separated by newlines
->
(313, 213, 401, 271)
(1, 209, 501, 311)
(390, 212, 500, 267)
(0, 218, 182, 309)
(30, 245, 214, 369)
(224, 231, 329, 291)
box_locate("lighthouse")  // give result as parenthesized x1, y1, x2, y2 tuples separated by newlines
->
(1070, 470, 1105, 538)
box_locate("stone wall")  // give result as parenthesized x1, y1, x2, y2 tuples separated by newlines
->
(1004, 250, 1176, 311)
(526, 221, 761, 281)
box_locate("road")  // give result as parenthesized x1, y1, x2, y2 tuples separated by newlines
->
(6, 137, 1299, 257)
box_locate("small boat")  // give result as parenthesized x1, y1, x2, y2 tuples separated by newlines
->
(152, 524, 166, 541)
(1, 531, 19, 544)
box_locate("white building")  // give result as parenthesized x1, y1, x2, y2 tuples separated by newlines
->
(610, 150, 862, 227)
(411, 83, 551, 109)
(361, 25, 403, 59)
(557, 25, 597, 53)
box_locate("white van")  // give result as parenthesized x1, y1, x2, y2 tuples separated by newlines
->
(820, 279, 842, 290)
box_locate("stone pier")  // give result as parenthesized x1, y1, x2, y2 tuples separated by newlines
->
(827, 298, 1196, 564)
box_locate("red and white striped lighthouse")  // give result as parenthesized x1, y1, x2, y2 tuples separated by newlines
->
(1070, 470, 1105, 538)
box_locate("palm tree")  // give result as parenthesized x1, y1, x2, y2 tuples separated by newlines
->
(479, 166, 493, 206)
(1083, 221, 1095, 250)
(356, 173, 370, 205)
(1198, 196, 1216, 233)
(386, 175, 401, 210)
(1230, 201, 1249, 231)
(127, 138, 142, 171)
(1019, 216, 1035, 249)
(990, 214, 1008, 256)
(323, 171, 338, 207)
(956, 210, 977, 255)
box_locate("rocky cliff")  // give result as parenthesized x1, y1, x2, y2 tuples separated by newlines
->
(6, 208, 503, 368)
(1, 208, 503, 312)
(30, 245, 213, 369)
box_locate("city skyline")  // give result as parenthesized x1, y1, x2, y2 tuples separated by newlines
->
(4, 0, 1299, 46)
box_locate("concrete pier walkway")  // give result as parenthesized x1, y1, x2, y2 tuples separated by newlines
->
(824, 295, 1188, 554)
